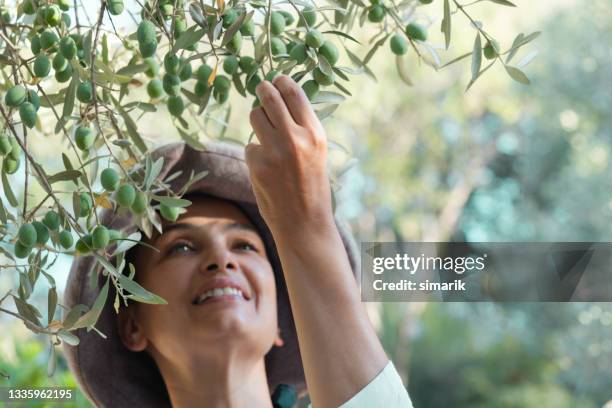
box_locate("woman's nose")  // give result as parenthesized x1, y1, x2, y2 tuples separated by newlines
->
(200, 244, 237, 273)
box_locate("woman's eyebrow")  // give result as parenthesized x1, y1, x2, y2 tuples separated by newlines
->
(221, 221, 259, 235)
(154, 222, 194, 244)
(154, 221, 259, 245)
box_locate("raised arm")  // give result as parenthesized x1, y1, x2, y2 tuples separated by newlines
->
(246, 75, 388, 408)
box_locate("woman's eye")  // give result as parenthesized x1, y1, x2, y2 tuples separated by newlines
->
(235, 242, 257, 252)
(169, 242, 193, 254)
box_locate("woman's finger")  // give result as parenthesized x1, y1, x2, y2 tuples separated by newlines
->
(272, 75, 319, 128)
(255, 81, 296, 131)
(249, 107, 275, 146)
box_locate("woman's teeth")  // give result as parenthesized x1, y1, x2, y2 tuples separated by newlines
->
(194, 287, 245, 305)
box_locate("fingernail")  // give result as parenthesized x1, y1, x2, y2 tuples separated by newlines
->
(272, 74, 284, 84)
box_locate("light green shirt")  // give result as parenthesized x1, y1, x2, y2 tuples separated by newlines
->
(308, 360, 413, 408)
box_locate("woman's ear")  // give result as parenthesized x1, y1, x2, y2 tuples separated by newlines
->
(273, 327, 284, 347)
(117, 306, 148, 352)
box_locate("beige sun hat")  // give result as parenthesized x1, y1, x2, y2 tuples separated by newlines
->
(62, 141, 361, 407)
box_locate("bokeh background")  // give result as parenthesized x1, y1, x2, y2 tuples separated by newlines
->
(1, 0, 612, 406)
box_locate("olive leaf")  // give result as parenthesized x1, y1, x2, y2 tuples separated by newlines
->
(117, 273, 167, 305)
(70, 277, 109, 330)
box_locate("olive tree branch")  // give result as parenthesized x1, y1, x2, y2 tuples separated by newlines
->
(0, 104, 84, 236)
(19, 62, 101, 230)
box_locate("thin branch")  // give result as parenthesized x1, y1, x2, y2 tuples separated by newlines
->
(0, 104, 83, 236)
(452, 0, 505, 67)
(266, 0, 274, 72)
(73, 0, 81, 34)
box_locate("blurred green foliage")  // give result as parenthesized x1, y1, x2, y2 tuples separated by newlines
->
(0, 333, 92, 407)
(346, 1, 612, 407)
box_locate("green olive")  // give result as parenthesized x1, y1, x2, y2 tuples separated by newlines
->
(318, 41, 339, 66)
(196, 64, 213, 83)
(137, 20, 157, 44)
(144, 57, 159, 77)
(305, 29, 324, 49)
(178, 59, 192, 82)
(131, 191, 148, 214)
(246, 74, 261, 96)
(213, 75, 231, 94)
(52, 53, 68, 72)
(405, 22, 427, 42)
(58, 230, 74, 249)
(3, 156, 20, 174)
(75, 126, 94, 150)
(75, 234, 93, 254)
(159, 204, 180, 221)
(390, 34, 408, 55)
(92, 225, 109, 249)
(290, 43, 308, 64)
(270, 37, 287, 56)
(40, 29, 59, 50)
(240, 19, 255, 36)
(30, 35, 41, 55)
(367, 5, 385, 23)
(147, 79, 164, 99)
(33, 54, 51, 77)
(0, 136, 12, 156)
(223, 56, 239, 75)
(313, 67, 334, 86)
(100, 168, 120, 192)
(54, 64, 73, 83)
(222, 9, 238, 28)
(32, 221, 49, 245)
(139, 40, 157, 58)
(76, 81, 93, 103)
(484, 39, 500, 60)
(279, 10, 295, 26)
(302, 79, 319, 100)
(298, 6, 317, 27)
(227, 31, 242, 54)
(213, 89, 229, 104)
(194, 81, 209, 97)
(239, 56, 256, 75)
(167, 95, 184, 117)
(270, 11, 285, 36)
(43, 210, 60, 230)
(5, 85, 26, 107)
(27, 90, 40, 112)
(78, 193, 93, 217)
(18, 223, 37, 247)
(19, 102, 37, 129)
(14, 241, 33, 259)
(116, 184, 136, 207)
(59, 36, 77, 59)
(164, 52, 180, 75)
(162, 74, 181, 96)
(108, 0, 124, 15)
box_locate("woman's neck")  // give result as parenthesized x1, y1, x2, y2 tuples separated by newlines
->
(152, 346, 274, 408)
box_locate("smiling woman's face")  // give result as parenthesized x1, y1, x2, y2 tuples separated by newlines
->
(119, 194, 279, 362)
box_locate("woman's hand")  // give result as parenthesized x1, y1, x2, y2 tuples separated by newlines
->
(246, 75, 333, 234)
(247, 76, 389, 408)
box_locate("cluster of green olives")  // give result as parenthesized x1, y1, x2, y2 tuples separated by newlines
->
(100, 168, 181, 221)
(13, 210, 75, 258)
(140, 4, 345, 116)
(0, 134, 21, 174)
(25, 0, 91, 86)
(4, 85, 40, 130)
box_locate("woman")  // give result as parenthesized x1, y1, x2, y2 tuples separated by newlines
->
(64, 75, 413, 407)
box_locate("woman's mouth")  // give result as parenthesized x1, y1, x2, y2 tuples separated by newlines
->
(192, 287, 247, 305)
